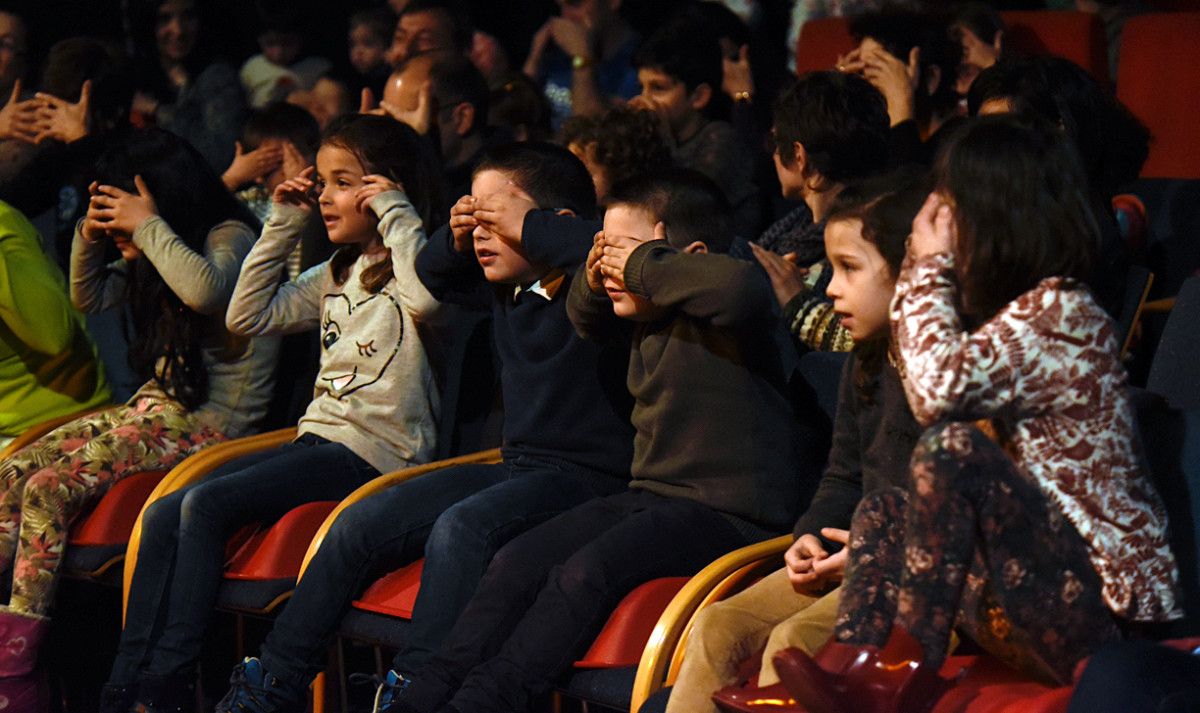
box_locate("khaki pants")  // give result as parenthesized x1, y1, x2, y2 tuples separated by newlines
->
(664, 568, 840, 713)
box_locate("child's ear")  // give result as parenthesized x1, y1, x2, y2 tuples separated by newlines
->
(682, 241, 708, 255)
(451, 102, 476, 137)
(689, 83, 713, 112)
(555, 208, 578, 217)
(923, 65, 941, 97)
(793, 141, 809, 176)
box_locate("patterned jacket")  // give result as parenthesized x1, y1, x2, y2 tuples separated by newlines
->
(891, 252, 1181, 622)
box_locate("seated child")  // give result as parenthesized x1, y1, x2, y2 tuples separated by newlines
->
(222, 102, 321, 228)
(347, 7, 395, 97)
(240, 8, 332, 109)
(562, 103, 672, 206)
(390, 168, 823, 713)
(0, 200, 110, 443)
(664, 171, 928, 713)
(214, 142, 636, 711)
(775, 116, 1181, 713)
(101, 114, 450, 712)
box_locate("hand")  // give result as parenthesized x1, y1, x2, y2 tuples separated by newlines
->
(272, 166, 319, 212)
(359, 87, 377, 115)
(381, 81, 434, 135)
(785, 528, 849, 593)
(33, 80, 91, 144)
(473, 186, 537, 244)
(355, 174, 404, 214)
(812, 528, 849, 580)
(909, 192, 956, 260)
(88, 175, 159, 236)
(860, 45, 918, 126)
(722, 44, 755, 99)
(81, 181, 111, 243)
(280, 140, 309, 184)
(449, 195, 479, 253)
(751, 242, 809, 307)
(0, 81, 40, 143)
(548, 17, 593, 61)
(599, 223, 662, 284)
(834, 47, 865, 75)
(222, 140, 284, 190)
(585, 231, 606, 295)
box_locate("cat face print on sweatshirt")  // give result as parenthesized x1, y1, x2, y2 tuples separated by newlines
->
(317, 291, 403, 399)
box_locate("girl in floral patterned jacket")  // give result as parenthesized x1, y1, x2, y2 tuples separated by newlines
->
(771, 115, 1181, 713)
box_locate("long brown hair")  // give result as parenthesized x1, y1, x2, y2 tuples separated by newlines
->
(322, 114, 447, 293)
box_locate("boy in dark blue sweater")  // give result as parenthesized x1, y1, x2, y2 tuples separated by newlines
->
(215, 143, 635, 711)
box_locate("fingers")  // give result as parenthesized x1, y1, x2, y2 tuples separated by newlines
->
(738, 44, 750, 64)
(820, 527, 849, 545)
(378, 100, 402, 122)
(79, 79, 92, 108)
(652, 221, 666, 243)
(359, 87, 375, 114)
(133, 174, 152, 198)
(7, 79, 19, 106)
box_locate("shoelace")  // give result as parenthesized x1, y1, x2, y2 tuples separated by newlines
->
(348, 672, 405, 711)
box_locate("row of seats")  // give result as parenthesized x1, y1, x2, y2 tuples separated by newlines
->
(794, 10, 1200, 179)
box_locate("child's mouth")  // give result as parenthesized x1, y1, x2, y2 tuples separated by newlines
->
(476, 248, 498, 265)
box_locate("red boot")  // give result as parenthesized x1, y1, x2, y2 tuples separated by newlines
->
(772, 627, 951, 713)
(0, 609, 47, 712)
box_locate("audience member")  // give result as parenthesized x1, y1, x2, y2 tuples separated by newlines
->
(487, 72, 551, 143)
(951, 2, 1004, 98)
(239, 7, 332, 109)
(347, 7, 396, 97)
(562, 104, 672, 205)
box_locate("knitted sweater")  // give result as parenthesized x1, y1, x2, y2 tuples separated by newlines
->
(227, 193, 448, 472)
(892, 252, 1181, 621)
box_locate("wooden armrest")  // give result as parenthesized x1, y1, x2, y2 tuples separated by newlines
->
(0, 404, 116, 460)
(1142, 297, 1176, 314)
(297, 447, 504, 579)
(121, 427, 299, 621)
(629, 534, 792, 713)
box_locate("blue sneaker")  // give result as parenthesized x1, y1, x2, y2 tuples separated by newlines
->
(214, 658, 306, 713)
(350, 669, 410, 713)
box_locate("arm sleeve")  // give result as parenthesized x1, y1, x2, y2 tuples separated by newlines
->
(783, 291, 854, 352)
(69, 222, 129, 314)
(225, 204, 325, 336)
(891, 252, 1032, 426)
(565, 262, 620, 340)
(132, 216, 254, 315)
(414, 222, 491, 310)
(372, 190, 452, 324)
(521, 210, 602, 269)
(792, 355, 865, 541)
(624, 241, 774, 329)
(0, 236, 75, 355)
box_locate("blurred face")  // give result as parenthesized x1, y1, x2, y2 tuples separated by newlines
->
(470, 169, 541, 284)
(637, 68, 697, 136)
(955, 24, 1000, 95)
(316, 145, 376, 245)
(823, 218, 896, 342)
(260, 30, 302, 67)
(156, 0, 200, 64)
(601, 205, 669, 321)
(349, 24, 388, 75)
(0, 12, 27, 90)
(388, 10, 455, 68)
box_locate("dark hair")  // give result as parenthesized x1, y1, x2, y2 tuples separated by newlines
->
(828, 169, 930, 397)
(400, 0, 474, 55)
(253, 2, 305, 37)
(772, 71, 890, 185)
(967, 56, 1150, 199)
(488, 73, 551, 142)
(473, 142, 598, 220)
(633, 15, 722, 96)
(350, 7, 395, 45)
(94, 128, 260, 410)
(321, 113, 447, 292)
(934, 115, 1097, 324)
(40, 37, 133, 135)
(562, 105, 673, 197)
(242, 101, 321, 153)
(606, 169, 734, 254)
(429, 57, 489, 137)
(850, 7, 963, 125)
(951, 2, 1005, 50)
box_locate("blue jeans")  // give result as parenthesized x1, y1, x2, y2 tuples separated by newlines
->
(256, 454, 627, 686)
(108, 434, 379, 683)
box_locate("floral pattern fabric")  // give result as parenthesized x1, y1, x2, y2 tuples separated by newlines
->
(836, 423, 1121, 684)
(0, 396, 225, 615)
(890, 253, 1180, 622)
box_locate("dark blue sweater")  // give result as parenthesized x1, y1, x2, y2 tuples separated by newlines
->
(415, 212, 635, 478)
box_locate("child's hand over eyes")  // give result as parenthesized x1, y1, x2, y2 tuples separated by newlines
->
(585, 231, 607, 295)
(599, 222, 664, 284)
(910, 192, 956, 260)
(449, 195, 479, 253)
(355, 175, 405, 215)
(222, 140, 284, 191)
(273, 166, 319, 212)
(474, 187, 537, 244)
(89, 175, 159, 236)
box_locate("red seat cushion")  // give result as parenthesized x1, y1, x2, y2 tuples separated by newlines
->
(68, 470, 169, 547)
(222, 501, 338, 581)
(351, 559, 425, 619)
(575, 577, 690, 669)
(1000, 11, 1109, 84)
(795, 18, 856, 75)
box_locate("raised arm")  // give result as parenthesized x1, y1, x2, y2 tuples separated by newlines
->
(226, 204, 325, 336)
(362, 181, 452, 324)
(134, 217, 254, 315)
(69, 222, 129, 314)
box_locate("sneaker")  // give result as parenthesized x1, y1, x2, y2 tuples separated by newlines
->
(349, 669, 410, 713)
(214, 658, 306, 713)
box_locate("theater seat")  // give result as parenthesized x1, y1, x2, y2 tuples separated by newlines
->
(794, 17, 855, 75)
(64, 469, 170, 580)
(1118, 13, 1200, 178)
(999, 11, 1109, 83)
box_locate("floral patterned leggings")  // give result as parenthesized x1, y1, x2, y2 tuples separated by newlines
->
(0, 397, 225, 617)
(834, 422, 1121, 684)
